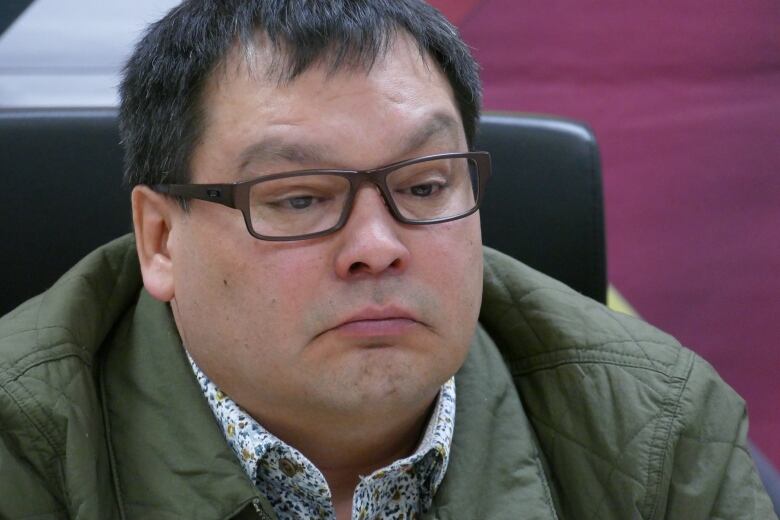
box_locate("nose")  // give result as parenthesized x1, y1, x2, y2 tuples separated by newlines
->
(333, 185, 411, 278)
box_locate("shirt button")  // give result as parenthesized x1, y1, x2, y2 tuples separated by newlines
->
(279, 457, 300, 477)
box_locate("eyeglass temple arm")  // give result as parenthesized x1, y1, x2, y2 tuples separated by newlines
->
(151, 183, 236, 208)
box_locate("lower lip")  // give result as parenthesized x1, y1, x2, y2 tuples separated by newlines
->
(333, 318, 419, 337)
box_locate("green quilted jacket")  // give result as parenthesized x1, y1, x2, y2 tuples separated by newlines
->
(0, 235, 775, 519)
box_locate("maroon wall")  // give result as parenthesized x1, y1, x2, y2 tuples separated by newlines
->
(431, 0, 780, 465)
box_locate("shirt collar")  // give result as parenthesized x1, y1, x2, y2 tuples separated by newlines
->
(187, 350, 455, 518)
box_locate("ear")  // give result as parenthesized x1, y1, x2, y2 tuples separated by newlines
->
(132, 186, 176, 302)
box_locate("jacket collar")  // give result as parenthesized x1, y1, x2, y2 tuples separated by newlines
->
(101, 289, 263, 518)
(425, 325, 559, 519)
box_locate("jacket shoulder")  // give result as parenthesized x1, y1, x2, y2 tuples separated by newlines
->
(0, 234, 140, 373)
(480, 246, 687, 377)
(479, 246, 771, 518)
(0, 234, 140, 516)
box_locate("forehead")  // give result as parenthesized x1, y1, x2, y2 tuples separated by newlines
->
(193, 31, 464, 176)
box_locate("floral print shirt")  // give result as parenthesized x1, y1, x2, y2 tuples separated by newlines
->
(187, 353, 455, 520)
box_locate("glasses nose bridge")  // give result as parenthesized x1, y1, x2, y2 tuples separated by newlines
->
(346, 167, 397, 219)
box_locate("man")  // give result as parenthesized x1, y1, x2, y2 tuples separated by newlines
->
(0, 1, 775, 519)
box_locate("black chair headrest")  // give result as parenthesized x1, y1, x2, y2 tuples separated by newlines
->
(477, 113, 606, 303)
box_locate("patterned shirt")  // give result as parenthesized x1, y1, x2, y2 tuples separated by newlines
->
(187, 353, 455, 520)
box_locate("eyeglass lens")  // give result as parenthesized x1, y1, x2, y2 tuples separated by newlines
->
(248, 156, 479, 238)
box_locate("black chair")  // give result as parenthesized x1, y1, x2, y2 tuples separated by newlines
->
(0, 109, 605, 315)
(0, 108, 132, 318)
(476, 113, 606, 303)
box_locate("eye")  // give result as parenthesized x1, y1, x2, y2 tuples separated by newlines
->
(409, 183, 440, 197)
(397, 177, 448, 198)
(259, 193, 327, 212)
(284, 196, 315, 209)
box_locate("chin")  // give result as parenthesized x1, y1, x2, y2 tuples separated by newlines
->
(335, 355, 450, 410)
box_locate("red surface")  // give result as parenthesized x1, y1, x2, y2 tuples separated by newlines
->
(434, 1, 780, 464)
(428, 0, 482, 24)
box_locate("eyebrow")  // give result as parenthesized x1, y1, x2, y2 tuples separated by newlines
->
(399, 111, 462, 157)
(238, 138, 331, 175)
(237, 111, 463, 176)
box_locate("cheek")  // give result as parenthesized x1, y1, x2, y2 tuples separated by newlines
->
(413, 217, 483, 325)
(172, 218, 323, 348)
(220, 244, 332, 339)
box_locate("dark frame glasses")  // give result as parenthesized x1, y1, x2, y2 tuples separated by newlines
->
(151, 151, 491, 241)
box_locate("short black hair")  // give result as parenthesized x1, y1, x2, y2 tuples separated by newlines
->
(119, 0, 482, 187)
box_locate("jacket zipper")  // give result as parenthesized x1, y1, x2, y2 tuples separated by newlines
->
(252, 498, 274, 520)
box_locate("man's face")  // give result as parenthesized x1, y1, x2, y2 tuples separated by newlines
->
(165, 34, 483, 426)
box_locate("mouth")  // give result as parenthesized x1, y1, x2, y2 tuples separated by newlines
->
(333, 317, 419, 337)
(323, 307, 423, 339)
